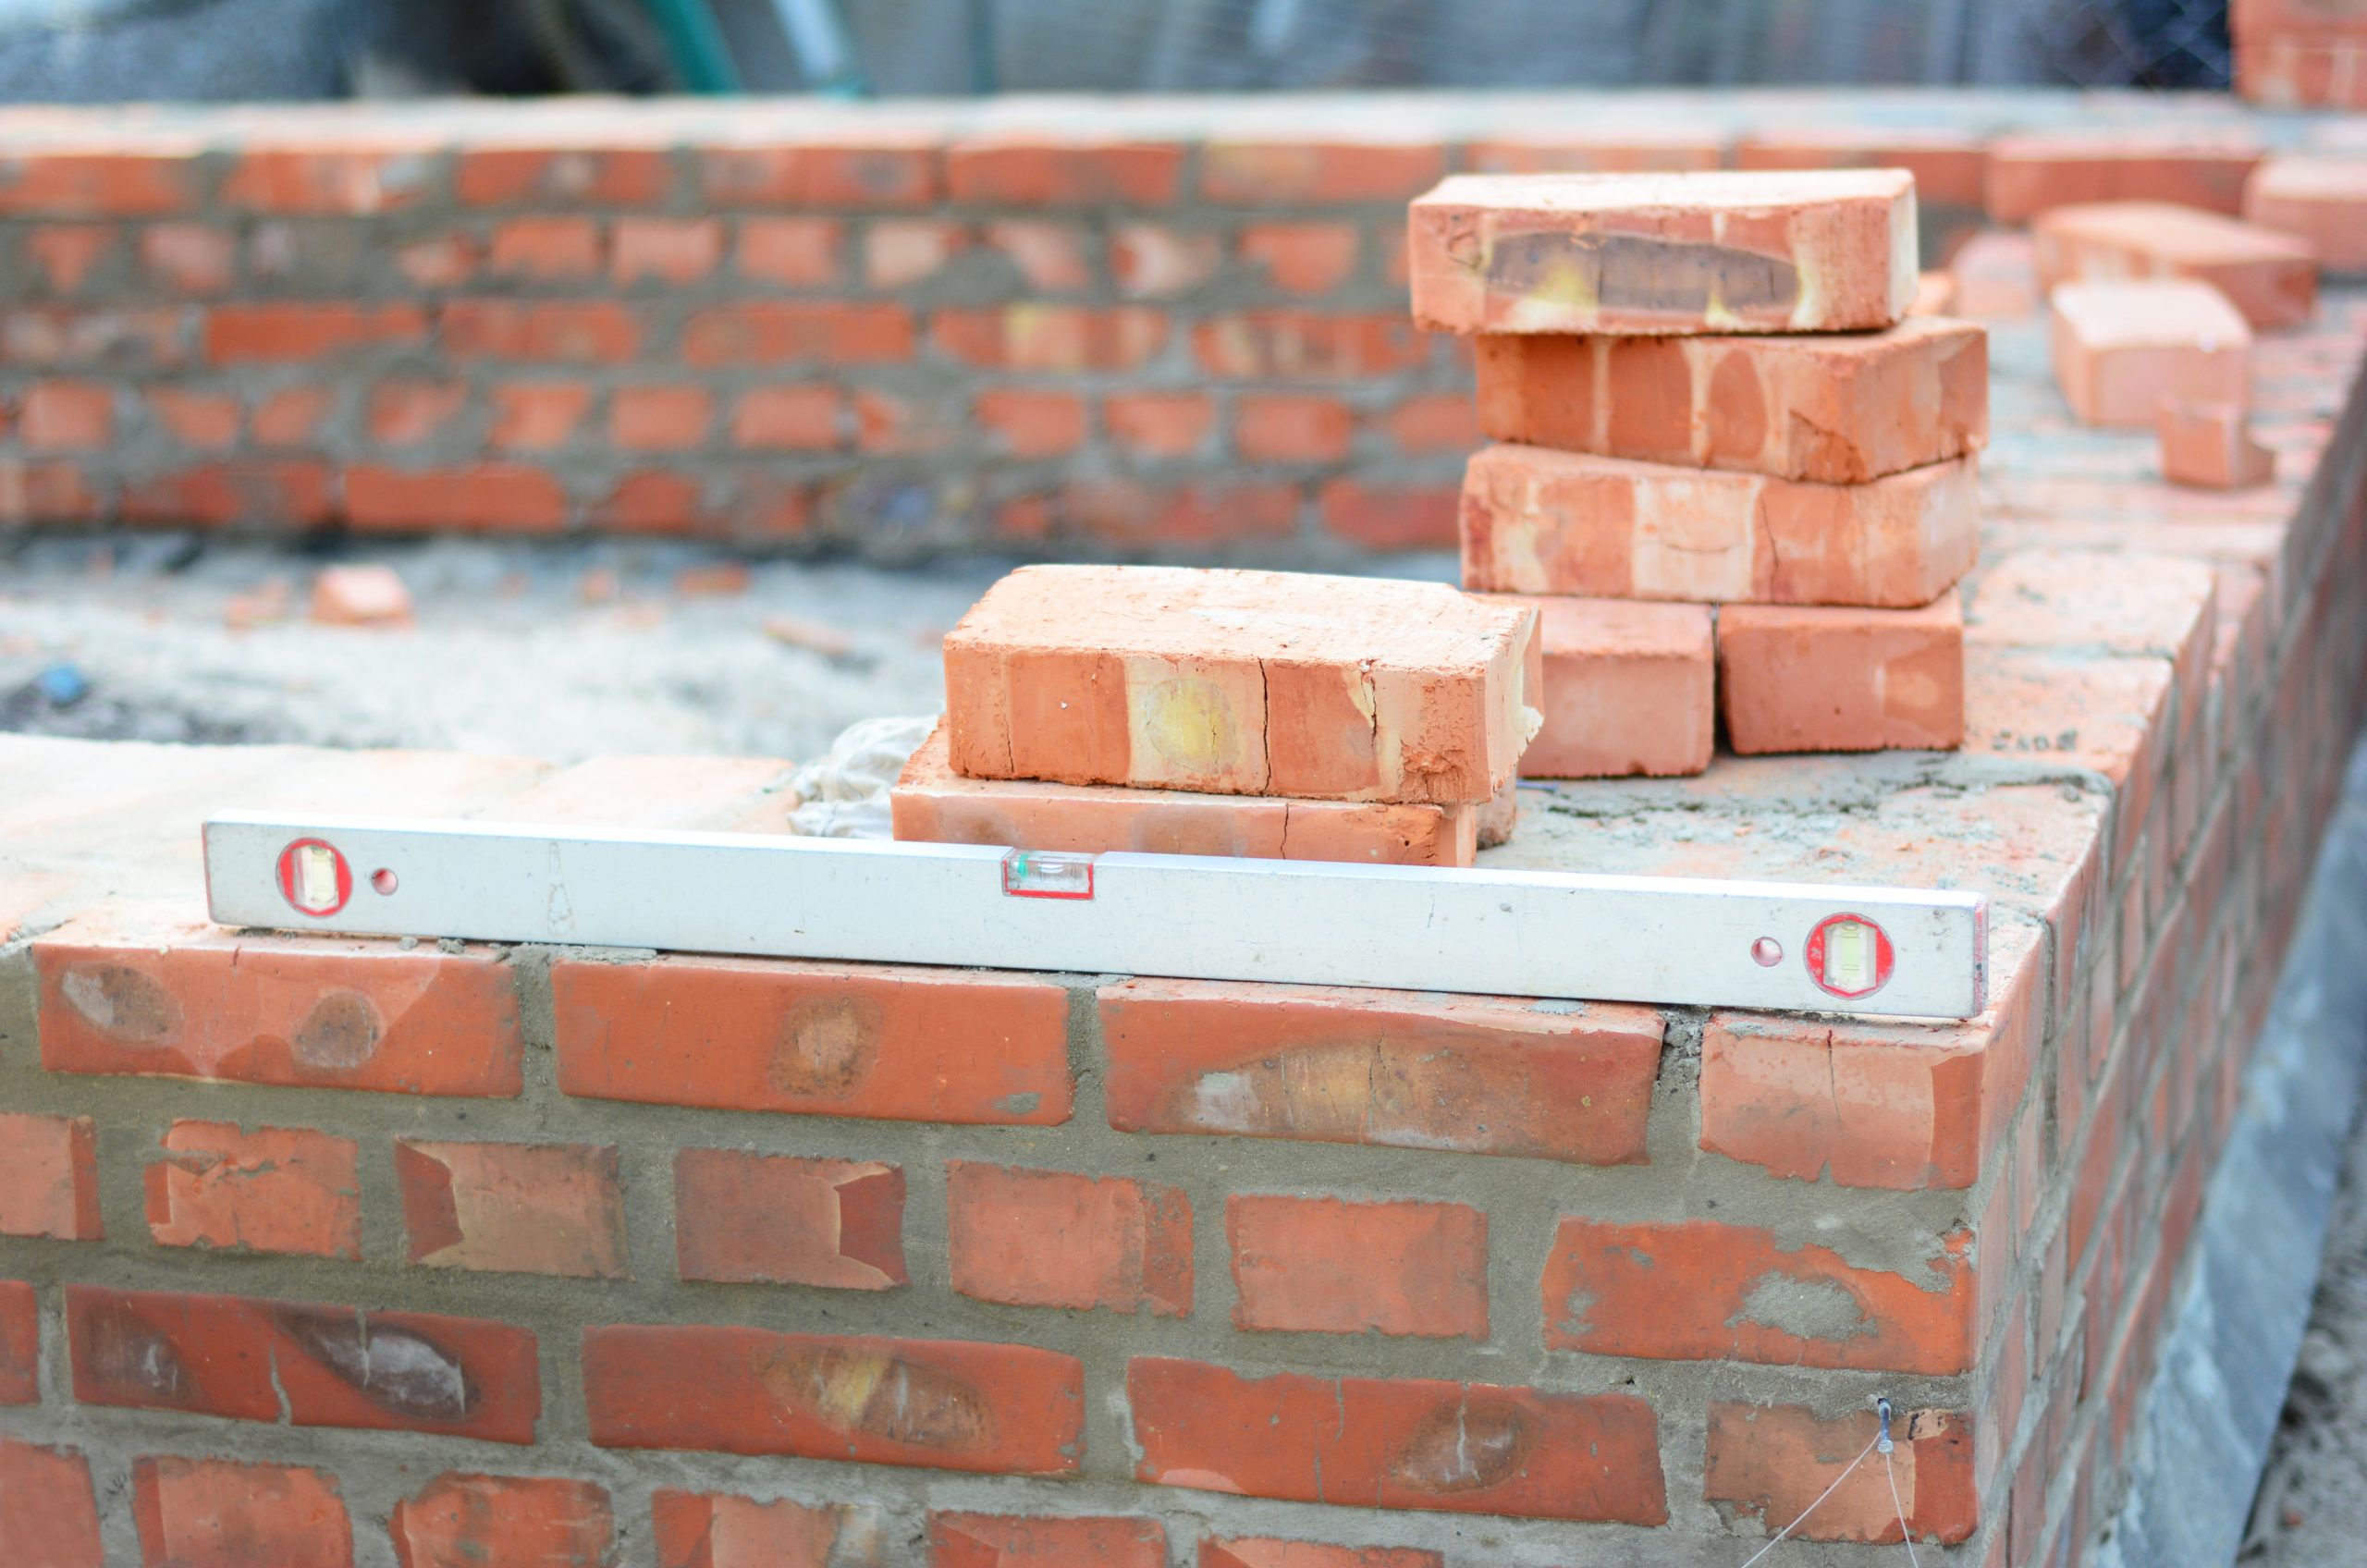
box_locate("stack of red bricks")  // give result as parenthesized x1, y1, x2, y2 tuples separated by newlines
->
(2235, 0, 2367, 108)
(1411, 169, 1986, 767)
(890, 562, 1539, 866)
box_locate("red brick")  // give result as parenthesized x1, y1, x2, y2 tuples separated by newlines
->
(2160, 398, 2276, 488)
(947, 1161, 1192, 1316)
(133, 1455, 353, 1568)
(396, 1139, 626, 1278)
(0, 1111, 102, 1241)
(1986, 133, 2264, 223)
(1129, 1358, 1665, 1523)
(552, 954, 1070, 1123)
(986, 219, 1095, 290)
(948, 140, 1184, 205)
(1104, 392, 1211, 456)
(1703, 1403, 1976, 1544)
(20, 380, 111, 450)
(683, 302, 911, 365)
(441, 300, 638, 362)
(490, 382, 591, 449)
(365, 380, 468, 447)
(6, 303, 189, 365)
(976, 388, 1085, 458)
(221, 148, 435, 214)
(487, 216, 601, 280)
(699, 141, 940, 207)
(737, 215, 843, 285)
(1102, 978, 1660, 1163)
(344, 463, 570, 533)
(0, 151, 198, 215)
(1412, 170, 1915, 335)
(1112, 224, 1221, 296)
(934, 306, 1166, 372)
(2244, 153, 2367, 269)
(610, 386, 713, 451)
(0, 1438, 104, 1567)
(309, 564, 413, 627)
(674, 1148, 906, 1290)
(2035, 200, 2316, 332)
(146, 1121, 360, 1259)
(1235, 394, 1354, 463)
(1482, 595, 1713, 778)
(205, 303, 425, 362)
(1203, 1544, 1440, 1568)
(583, 1324, 1083, 1473)
(394, 233, 478, 288)
(1475, 317, 1988, 484)
(1380, 394, 1478, 455)
(35, 911, 523, 1096)
(894, 720, 1478, 865)
(1718, 592, 1966, 753)
(390, 1475, 609, 1568)
(67, 1286, 539, 1441)
(1229, 1194, 1486, 1339)
(612, 217, 722, 285)
(0, 1280, 34, 1404)
(1700, 919, 2044, 1190)
(1315, 481, 1457, 550)
(651, 1490, 863, 1568)
(1204, 142, 1446, 205)
(933, 1513, 1165, 1567)
(140, 223, 235, 294)
(1542, 1218, 1977, 1373)
(118, 460, 330, 528)
(589, 471, 713, 534)
(1949, 231, 2042, 317)
(1241, 222, 1361, 293)
(1735, 129, 1991, 207)
(730, 384, 842, 450)
(26, 224, 116, 293)
(1461, 443, 1979, 606)
(1193, 312, 1425, 378)
(457, 147, 668, 205)
(864, 218, 965, 287)
(251, 386, 335, 447)
(948, 565, 1530, 802)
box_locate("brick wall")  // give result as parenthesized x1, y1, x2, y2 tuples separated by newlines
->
(6, 90, 2367, 1568)
(0, 92, 2306, 558)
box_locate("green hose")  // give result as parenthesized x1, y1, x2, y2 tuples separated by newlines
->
(640, 0, 743, 92)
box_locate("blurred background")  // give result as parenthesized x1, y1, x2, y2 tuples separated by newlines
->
(0, 0, 2234, 103)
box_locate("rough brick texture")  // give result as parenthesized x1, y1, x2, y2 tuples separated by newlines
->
(1483, 594, 1714, 778)
(2048, 279, 2254, 427)
(1460, 442, 1980, 606)
(133, 1455, 354, 1568)
(145, 1121, 361, 1259)
(1409, 169, 1916, 335)
(673, 1148, 908, 1290)
(1717, 592, 1967, 754)
(1227, 1194, 1488, 1338)
(2033, 200, 2317, 328)
(948, 1161, 1193, 1316)
(893, 719, 1479, 864)
(942, 565, 1537, 804)
(1474, 317, 1987, 484)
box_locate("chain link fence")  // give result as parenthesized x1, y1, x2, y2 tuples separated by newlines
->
(0, 0, 2233, 101)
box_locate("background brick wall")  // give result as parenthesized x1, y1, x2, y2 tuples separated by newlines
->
(0, 91, 2302, 560)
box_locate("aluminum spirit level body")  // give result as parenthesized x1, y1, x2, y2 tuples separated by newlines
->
(203, 812, 1990, 1019)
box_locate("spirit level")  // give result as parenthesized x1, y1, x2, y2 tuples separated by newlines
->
(202, 812, 1989, 1019)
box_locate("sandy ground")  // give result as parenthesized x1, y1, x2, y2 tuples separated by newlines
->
(2245, 1085, 2367, 1565)
(0, 533, 1448, 768)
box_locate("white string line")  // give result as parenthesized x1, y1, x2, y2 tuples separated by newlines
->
(1735, 1429, 1883, 1568)
(1885, 1442, 1923, 1568)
